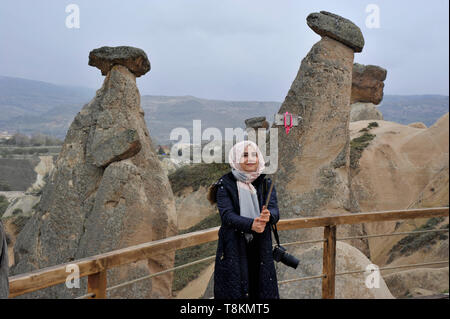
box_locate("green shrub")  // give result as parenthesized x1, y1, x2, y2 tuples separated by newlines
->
(358, 121, 379, 133)
(387, 217, 448, 264)
(169, 162, 230, 195)
(12, 208, 23, 215)
(368, 122, 379, 129)
(350, 133, 376, 169)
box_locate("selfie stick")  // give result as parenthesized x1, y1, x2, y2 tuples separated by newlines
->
(264, 179, 274, 208)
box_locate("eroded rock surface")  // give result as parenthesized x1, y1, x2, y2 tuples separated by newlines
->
(12, 47, 177, 299)
(351, 63, 387, 105)
(270, 12, 368, 298)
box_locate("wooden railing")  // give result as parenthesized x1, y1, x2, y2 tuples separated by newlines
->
(8, 207, 449, 299)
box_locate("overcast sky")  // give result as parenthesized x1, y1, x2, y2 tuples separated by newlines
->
(0, 0, 448, 101)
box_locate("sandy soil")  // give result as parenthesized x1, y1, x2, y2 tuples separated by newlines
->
(174, 262, 214, 299)
(349, 114, 449, 265)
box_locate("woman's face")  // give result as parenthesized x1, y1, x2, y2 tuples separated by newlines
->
(239, 146, 259, 172)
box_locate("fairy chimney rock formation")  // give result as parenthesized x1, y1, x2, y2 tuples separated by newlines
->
(12, 46, 177, 299)
(270, 11, 369, 298)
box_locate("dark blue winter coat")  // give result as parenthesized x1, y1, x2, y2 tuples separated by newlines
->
(213, 171, 280, 299)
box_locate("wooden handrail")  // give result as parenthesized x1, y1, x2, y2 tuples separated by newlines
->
(8, 226, 219, 298)
(8, 207, 449, 298)
(276, 207, 448, 230)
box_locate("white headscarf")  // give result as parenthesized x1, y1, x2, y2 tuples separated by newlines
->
(228, 141, 266, 242)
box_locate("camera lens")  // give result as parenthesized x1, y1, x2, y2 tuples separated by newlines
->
(281, 252, 299, 269)
(273, 246, 299, 269)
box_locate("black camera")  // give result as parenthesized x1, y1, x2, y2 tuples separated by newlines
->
(273, 245, 299, 269)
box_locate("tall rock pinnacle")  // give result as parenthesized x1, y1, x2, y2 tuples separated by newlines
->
(12, 46, 177, 298)
(270, 12, 368, 298)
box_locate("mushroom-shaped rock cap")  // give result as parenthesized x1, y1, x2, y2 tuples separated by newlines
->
(88, 46, 151, 77)
(307, 11, 365, 53)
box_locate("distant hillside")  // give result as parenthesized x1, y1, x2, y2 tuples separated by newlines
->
(0, 76, 94, 138)
(379, 95, 449, 127)
(141, 95, 279, 144)
(0, 76, 448, 144)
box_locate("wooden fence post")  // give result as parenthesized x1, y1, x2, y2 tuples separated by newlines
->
(87, 270, 107, 299)
(322, 225, 336, 299)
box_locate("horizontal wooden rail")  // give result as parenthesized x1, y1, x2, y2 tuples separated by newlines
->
(276, 207, 449, 231)
(277, 260, 450, 286)
(8, 207, 449, 298)
(8, 226, 219, 298)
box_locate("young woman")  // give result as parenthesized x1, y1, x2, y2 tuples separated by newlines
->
(213, 140, 280, 299)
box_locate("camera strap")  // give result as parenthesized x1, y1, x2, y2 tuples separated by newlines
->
(271, 223, 281, 247)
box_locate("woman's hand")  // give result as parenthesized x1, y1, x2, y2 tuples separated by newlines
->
(251, 218, 266, 233)
(260, 205, 271, 223)
(251, 206, 271, 233)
